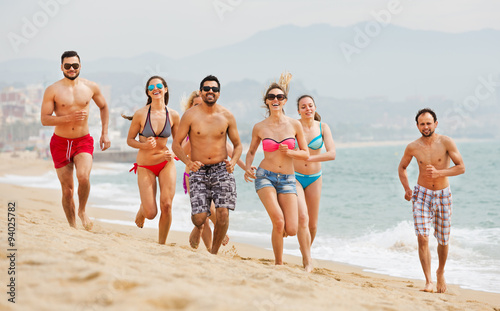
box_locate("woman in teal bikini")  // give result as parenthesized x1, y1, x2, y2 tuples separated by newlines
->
(124, 76, 180, 244)
(294, 95, 336, 255)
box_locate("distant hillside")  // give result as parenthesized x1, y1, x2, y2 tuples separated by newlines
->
(1, 24, 499, 142)
(1, 23, 499, 100)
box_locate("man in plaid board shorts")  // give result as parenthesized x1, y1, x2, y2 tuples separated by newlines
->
(398, 108, 465, 294)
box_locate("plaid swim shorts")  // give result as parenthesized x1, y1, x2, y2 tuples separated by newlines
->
(411, 184, 453, 245)
(189, 161, 236, 216)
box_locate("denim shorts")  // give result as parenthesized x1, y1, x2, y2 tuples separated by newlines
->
(254, 167, 297, 194)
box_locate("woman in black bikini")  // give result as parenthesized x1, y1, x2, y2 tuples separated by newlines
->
(124, 76, 180, 244)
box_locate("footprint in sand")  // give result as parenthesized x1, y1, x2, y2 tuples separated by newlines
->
(69, 271, 101, 282)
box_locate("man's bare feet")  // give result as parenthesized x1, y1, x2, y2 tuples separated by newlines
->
(222, 234, 230, 246)
(78, 211, 93, 231)
(135, 205, 145, 228)
(420, 282, 434, 293)
(189, 227, 201, 249)
(436, 269, 447, 293)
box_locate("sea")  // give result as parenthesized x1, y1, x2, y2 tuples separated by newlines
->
(2, 140, 499, 293)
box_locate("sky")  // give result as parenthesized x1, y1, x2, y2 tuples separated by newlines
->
(1, 0, 500, 63)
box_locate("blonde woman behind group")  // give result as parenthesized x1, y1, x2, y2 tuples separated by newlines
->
(293, 95, 336, 270)
(181, 91, 244, 251)
(244, 74, 311, 271)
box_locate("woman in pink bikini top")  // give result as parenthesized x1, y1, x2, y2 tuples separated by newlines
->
(244, 73, 311, 271)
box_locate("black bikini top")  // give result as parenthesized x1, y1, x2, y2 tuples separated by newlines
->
(139, 106, 171, 138)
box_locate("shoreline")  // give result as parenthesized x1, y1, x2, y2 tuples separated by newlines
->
(1, 153, 499, 309)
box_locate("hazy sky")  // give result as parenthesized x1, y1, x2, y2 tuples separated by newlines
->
(1, 0, 500, 63)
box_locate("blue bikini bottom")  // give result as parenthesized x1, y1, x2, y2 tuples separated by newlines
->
(295, 171, 322, 189)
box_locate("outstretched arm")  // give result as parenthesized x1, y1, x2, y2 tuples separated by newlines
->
(398, 145, 414, 201)
(244, 125, 261, 182)
(91, 83, 110, 151)
(306, 122, 336, 162)
(225, 114, 243, 173)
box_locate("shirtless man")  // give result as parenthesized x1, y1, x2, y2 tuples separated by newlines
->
(398, 108, 465, 293)
(172, 75, 242, 255)
(41, 51, 110, 230)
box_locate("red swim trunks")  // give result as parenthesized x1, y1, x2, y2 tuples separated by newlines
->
(50, 134, 94, 169)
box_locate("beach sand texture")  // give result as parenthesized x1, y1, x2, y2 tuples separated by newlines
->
(1, 153, 499, 311)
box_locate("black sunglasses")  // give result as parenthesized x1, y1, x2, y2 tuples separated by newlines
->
(202, 86, 220, 93)
(266, 94, 286, 101)
(63, 63, 80, 70)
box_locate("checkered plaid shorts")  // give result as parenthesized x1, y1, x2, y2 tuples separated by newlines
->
(412, 184, 452, 245)
(189, 161, 236, 216)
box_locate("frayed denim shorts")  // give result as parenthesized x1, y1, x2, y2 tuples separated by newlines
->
(254, 167, 297, 194)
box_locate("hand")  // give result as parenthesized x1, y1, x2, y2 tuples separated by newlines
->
(144, 137, 156, 150)
(225, 159, 235, 173)
(164, 149, 173, 162)
(426, 165, 440, 179)
(404, 188, 412, 201)
(244, 167, 256, 182)
(69, 110, 88, 122)
(278, 143, 291, 155)
(188, 160, 204, 172)
(100, 134, 111, 151)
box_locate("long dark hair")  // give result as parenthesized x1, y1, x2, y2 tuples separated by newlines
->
(297, 95, 321, 121)
(122, 76, 169, 120)
(146, 75, 169, 106)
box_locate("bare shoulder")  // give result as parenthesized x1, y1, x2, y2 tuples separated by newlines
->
(80, 78, 100, 92)
(167, 107, 179, 117)
(132, 105, 148, 120)
(405, 139, 421, 154)
(438, 134, 457, 148)
(167, 107, 180, 121)
(218, 104, 236, 119)
(288, 117, 302, 129)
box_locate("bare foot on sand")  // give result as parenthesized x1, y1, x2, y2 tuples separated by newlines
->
(222, 235, 230, 246)
(420, 282, 434, 293)
(135, 205, 145, 228)
(189, 227, 201, 249)
(303, 258, 313, 273)
(78, 211, 93, 231)
(436, 269, 447, 293)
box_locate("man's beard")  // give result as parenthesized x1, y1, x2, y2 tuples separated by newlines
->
(64, 72, 79, 80)
(421, 130, 434, 137)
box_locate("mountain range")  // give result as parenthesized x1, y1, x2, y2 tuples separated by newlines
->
(1, 23, 499, 141)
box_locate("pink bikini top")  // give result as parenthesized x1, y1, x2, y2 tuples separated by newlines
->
(262, 137, 295, 152)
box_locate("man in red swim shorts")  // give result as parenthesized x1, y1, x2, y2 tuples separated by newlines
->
(41, 51, 111, 230)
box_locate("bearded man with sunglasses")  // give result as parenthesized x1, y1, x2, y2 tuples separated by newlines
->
(172, 75, 242, 255)
(41, 50, 110, 230)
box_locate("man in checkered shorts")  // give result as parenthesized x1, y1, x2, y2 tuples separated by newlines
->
(172, 75, 243, 255)
(398, 108, 465, 293)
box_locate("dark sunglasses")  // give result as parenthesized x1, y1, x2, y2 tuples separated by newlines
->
(148, 83, 164, 91)
(202, 86, 220, 93)
(63, 63, 80, 70)
(266, 94, 286, 101)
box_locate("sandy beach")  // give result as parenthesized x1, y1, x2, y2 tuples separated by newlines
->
(1, 152, 499, 310)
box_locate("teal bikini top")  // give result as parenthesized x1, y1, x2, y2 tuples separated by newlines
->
(307, 122, 323, 150)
